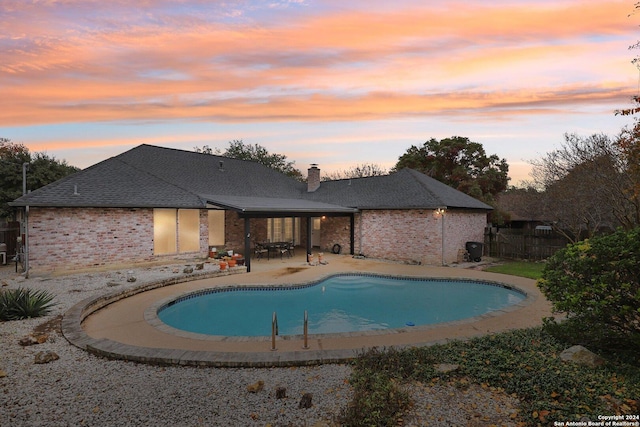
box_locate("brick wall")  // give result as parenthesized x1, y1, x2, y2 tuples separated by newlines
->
(28, 207, 213, 273)
(319, 216, 352, 254)
(320, 209, 487, 265)
(443, 211, 487, 263)
(28, 207, 155, 272)
(223, 212, 269, 255)
(27, 207, 487, 272)
(198, 209, 209, 255)
(357, 209, 436, 264)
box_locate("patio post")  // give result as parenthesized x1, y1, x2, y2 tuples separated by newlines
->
(306, 216, 312, 257)
(244, 217, 251, 272)
(349, 213, 355, 255)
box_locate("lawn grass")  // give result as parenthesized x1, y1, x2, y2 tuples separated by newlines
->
(483, 260, 546, 280)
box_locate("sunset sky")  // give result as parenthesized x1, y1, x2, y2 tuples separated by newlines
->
(1, 0, 639, 185)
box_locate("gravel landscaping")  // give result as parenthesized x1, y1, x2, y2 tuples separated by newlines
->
(0, 262, 520, 426)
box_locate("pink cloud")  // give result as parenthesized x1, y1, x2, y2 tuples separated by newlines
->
(0, 0, 636, 127)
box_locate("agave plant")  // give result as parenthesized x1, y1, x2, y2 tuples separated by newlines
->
(0, 288, 56, 321)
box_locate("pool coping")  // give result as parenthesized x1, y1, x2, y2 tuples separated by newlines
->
(62, 259, 551, 367)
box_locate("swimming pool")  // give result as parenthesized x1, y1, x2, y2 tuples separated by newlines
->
(157, 274, 526, 337)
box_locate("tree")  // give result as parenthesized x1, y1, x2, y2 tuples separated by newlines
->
(322, 163, 388, 181)
(544, 157, 616, 242)
(616, 119, 640, 226)
(195, 140, 303, 180)
(0, 138, 79, 220)
(615, 2, 640, 116)
(393, 136, 509, 221)
(529, 133, 640, 240)
(495, 185, 544, 223)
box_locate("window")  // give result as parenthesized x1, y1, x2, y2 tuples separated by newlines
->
(267, 217, 300, 242)
(154, 209, 177, 255)
(178, 209, 200, 252)
(154, 209, 201, 255)
(208, 210, 225, 246)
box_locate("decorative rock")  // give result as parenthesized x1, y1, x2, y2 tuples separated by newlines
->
(435, 363, 460, 373)
(559, 345, 605, 368)
(247, 380, 264, 393)
(195, 263, 204, 270)
(126, 271, 137, 282)
(107, 281, 121, 287)
(19, 333, 48, 346)
(299, 392, 313, 409)
(275, 386, 287, 399)
(183, 266, 194, 274)
(0, 369, 6, 378)
(172, 268, 180, 273)
(19, 336, 36, 346)
(34, 351, 59, 364)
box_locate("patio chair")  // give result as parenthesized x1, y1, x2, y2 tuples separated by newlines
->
(277, 242, 291, 259)
(254, 242, 268, 260)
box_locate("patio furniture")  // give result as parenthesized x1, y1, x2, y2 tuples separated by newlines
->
(260, 241, 291, 260)
(254, 242, 269, 260)
(276, 242, 291, 259)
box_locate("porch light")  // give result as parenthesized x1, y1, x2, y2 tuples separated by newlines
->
(434, 207, 447, 266)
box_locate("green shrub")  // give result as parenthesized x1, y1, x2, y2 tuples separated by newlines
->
(537, 227, 640, 339)
(0, 288, 56, 321)
(339, 347, 412, 427)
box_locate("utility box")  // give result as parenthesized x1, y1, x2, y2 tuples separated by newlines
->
(465, 241, 483, 262)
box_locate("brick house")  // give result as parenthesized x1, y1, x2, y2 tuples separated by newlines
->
(10, 144, 491, 273)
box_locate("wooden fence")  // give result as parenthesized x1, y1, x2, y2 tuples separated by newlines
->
(484, 228, 569, 261)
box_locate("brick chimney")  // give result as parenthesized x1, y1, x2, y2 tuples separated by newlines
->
(307, 164, 320, 192)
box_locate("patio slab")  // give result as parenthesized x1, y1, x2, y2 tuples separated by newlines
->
(65, 254, 553, 367)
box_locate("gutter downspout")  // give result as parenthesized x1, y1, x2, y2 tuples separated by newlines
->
(22, 162, 29, 278)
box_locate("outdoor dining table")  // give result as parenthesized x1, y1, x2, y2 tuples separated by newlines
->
(259, 242, 291, 260)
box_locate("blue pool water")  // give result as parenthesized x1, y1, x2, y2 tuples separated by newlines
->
(157, 274, 525, 337)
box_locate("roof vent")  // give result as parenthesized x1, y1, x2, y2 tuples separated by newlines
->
(73, 184, 79, 195)
(219, 160, 225, 172)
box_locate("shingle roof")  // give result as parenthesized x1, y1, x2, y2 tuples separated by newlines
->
(11, 144, 492, 212)
(306, 168, 492, 210)
(116, 145, 306, 199)
(10, 154, 205, 208)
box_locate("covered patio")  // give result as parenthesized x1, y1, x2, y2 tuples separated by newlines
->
(202, 194, 358, 272)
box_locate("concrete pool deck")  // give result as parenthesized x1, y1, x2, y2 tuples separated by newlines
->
(65, 254, 554, 367)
